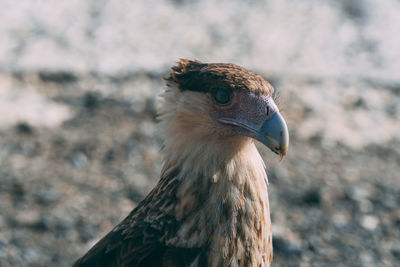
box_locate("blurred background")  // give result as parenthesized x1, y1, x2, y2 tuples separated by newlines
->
(0, 0, 399, 266)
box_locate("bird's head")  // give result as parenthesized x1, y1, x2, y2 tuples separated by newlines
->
(162, 59, 289, 159)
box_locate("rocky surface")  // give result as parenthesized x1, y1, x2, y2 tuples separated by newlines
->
(0, 0, 399, 266)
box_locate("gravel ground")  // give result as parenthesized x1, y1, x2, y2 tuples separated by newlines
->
(0, 1, 399, 266)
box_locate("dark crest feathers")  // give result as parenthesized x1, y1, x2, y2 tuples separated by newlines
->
(164, 59, 274, 95)
(164, 59, 208, 93)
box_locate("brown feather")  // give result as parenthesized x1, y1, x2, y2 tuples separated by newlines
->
(74, 59, 275, 267)
(164, 59, 274, 95)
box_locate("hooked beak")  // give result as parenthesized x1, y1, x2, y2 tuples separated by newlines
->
(256, 112, 289, 159)
(219, 111, 289, 159)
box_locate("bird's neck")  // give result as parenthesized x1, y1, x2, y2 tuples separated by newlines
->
(161, 136, 272, 265)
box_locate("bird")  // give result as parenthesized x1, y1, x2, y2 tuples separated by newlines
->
(73, 59, 289, 267)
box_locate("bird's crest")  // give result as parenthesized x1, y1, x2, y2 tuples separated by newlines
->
(164, 59, 274, 95)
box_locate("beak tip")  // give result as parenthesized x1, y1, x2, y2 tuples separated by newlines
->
(258, 112, 289, 159)
(279, 146, 288, 161)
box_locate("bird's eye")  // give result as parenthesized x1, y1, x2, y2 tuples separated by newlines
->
(212, 88, 232, 105)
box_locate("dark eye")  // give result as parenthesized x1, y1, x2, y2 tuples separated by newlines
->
(212, 88, 232, 105)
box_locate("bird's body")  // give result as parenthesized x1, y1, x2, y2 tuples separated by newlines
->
(74, 59, 288, 267)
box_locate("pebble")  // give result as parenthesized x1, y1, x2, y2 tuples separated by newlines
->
(22, 248, 39, 262)
(332, 211, 351, 227)
(391, 242, 400, 261)
(15, 210, 40, 226)
(15, 123, 34, 135)
(360, 215, 379, 231)
(0, 240, 6, 260)
(83, 93, 100, 110)
(35, 190, 60, 206)
(302, 189, 321, 206)
(68, 152, 88, 169)
(272, 236, 302, 258)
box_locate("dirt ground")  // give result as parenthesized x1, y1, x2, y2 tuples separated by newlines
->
(1, 0, 400, 266)
(0, 71, 399, 267)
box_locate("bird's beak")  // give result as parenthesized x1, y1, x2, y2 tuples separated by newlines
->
(255, 112, 289, 159)
(219, 111, 289, 159)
